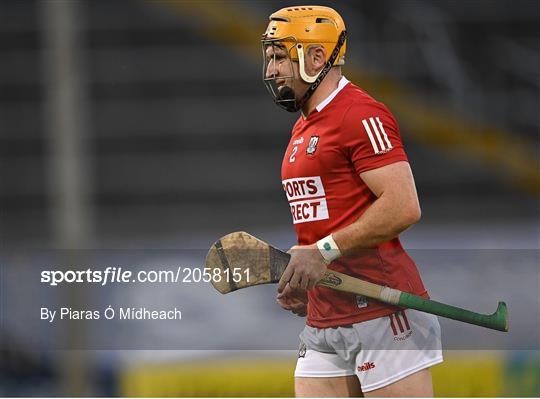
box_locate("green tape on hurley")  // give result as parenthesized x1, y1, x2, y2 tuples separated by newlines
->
(398, 292, 509, 332)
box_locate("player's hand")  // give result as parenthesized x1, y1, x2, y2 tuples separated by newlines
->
(277, 244, 327, 293)
(276, 283, 308, 317)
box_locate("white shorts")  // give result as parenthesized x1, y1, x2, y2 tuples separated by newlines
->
(295, 309, 443, 393)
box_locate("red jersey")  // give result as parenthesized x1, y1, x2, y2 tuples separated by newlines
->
(281, 77, 428, 328)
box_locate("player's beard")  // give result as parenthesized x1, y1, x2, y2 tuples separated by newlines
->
(276, 79, 310, 113)
(276, 85, 297, 112)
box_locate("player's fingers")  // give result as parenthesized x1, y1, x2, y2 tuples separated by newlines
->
(276, 283, 291, 299)
(288, 269, 301, 289)
(292, 304, 307, 316)
(297, 287, 309, 302)
(299, 274, 309, 291)
(277, 265, 294, 293)
(277, 301, 293, 310)
(306, 276, 318, 291)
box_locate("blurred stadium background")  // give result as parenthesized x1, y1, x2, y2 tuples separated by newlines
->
(0, 0, 538, 396)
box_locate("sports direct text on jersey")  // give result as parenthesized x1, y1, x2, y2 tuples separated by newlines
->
(282, 176, 330, 224)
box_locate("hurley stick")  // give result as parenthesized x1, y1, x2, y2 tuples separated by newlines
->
(205, 231, 508, 332)
(318, 270, 508, 332)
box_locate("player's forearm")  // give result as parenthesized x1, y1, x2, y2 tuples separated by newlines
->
(332, 190, 420, 253)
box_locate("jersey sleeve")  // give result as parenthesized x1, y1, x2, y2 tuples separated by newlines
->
(341, 101, 408, 174)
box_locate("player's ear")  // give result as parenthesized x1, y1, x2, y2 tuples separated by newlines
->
(307, 46, 327, 72)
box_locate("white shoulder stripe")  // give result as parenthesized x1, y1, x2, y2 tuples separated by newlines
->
(362, 118, 380, 154)
(369, 117, 386, 151)
(376, 117, 392, 149)
(361, 117, 393, 154)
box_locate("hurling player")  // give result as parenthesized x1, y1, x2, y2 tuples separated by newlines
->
(262, 5, 443, 397)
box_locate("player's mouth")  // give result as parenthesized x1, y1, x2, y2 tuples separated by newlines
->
(275, 79, 286, 89)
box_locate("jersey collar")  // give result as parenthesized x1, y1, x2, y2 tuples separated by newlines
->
(315, 76, 350, 113)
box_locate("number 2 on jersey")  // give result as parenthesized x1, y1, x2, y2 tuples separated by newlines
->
(289, 146, 298, 163)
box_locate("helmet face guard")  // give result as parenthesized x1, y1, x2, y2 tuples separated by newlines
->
(262, 31, 347, 113)
(262, 38, 301, 112)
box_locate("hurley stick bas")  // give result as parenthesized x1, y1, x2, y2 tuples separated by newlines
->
(205, 232, 509, 332)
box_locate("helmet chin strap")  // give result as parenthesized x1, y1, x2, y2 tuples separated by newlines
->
(281, 30, 347, 113)
(297, 44, 321, 84)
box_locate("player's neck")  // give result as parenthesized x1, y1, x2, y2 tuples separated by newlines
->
(301, 70, 342, 119)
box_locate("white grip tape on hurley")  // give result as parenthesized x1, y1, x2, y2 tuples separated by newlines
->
(316, 234, 342, 264)
(380, 286, 402, 305)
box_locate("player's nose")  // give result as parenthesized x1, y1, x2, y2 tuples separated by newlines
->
(265, 60, 277, 79)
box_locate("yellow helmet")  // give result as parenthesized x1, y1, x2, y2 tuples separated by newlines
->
(263, 5, 346, 67)
(262, 5, 347, 112)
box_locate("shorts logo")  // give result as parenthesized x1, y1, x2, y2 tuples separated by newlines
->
(298, 342, 307, 358)
(357, 362, 375, 372)
(306, 135, 319, 155)
(389, 311, 413, 341)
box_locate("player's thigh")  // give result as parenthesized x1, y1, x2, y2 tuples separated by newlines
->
(295, 347, 362, 397)
(295, 376, 363, 397)
(353, 310, 442, 395)
(363, 367, 433, 397)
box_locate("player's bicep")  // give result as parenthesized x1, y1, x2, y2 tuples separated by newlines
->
(359, 161, 416, 198)
(359, 161, 421, 225)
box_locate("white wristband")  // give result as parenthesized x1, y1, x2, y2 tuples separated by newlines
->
(316, 234, 342, 264)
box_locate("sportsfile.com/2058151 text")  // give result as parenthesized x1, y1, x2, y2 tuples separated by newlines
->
(40, 267, 250, 286)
